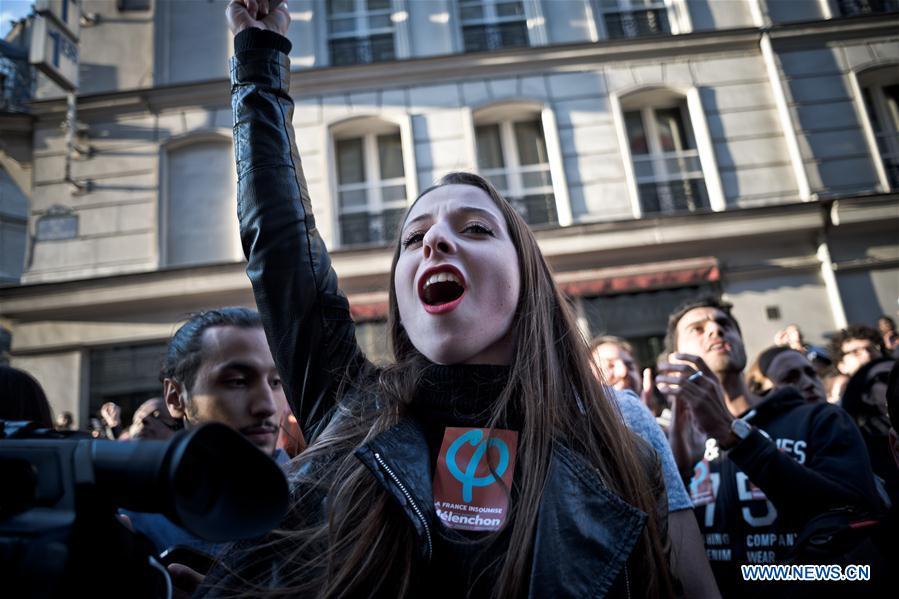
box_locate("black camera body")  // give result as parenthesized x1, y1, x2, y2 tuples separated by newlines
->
(0, 420, 289, 598)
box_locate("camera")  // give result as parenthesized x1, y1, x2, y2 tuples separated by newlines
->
(0, 420, 288, 598)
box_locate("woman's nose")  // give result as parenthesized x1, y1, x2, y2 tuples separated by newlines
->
(422, 224, 456, 260)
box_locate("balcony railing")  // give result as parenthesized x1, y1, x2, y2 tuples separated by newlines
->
(632, 150, 709, 214)
(482, 163, 557, 227)
(638, 179, 709, 215)
(329, 34, 395, 66)
(338, 178, 407, 246)
(838, 0, 899, 16)
(339, 209, 407, 246)
(508, 193, 558, 227)
(604, 8, 670, 39)
(462, 22, 529, 52)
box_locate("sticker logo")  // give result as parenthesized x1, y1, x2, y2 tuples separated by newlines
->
(446, 429, 510, 502)
(433, 427, 518, 532)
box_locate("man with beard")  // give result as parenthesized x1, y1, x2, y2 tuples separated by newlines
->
(124, 307, 289, 557)
(658, 297, 880, 598)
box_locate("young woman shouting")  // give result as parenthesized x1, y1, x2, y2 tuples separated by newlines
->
(200, 2, 678, 597)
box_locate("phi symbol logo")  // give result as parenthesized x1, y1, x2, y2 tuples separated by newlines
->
(445, 430, 509, 502)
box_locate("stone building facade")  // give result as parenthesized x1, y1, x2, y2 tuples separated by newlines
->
(0, 0, 897, 425)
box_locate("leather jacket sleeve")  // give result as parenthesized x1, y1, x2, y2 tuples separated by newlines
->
(230, 34, 367, 443)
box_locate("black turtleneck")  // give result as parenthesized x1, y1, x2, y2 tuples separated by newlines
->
(408, 363, 514, 469)
(406, 363, 519, 598)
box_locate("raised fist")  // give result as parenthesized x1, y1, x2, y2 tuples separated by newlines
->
(227, 0, 290, 36)
(100, 401, 121, 428)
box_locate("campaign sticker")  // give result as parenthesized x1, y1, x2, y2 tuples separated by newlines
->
(433, 427, 518, 532)
(690, 459, 716, 507)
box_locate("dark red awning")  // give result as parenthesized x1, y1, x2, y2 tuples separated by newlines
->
(557, 258, 719, 297)
(347, 258, 719, 321)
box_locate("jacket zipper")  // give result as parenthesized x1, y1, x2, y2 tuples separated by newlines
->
(624, 565, 631, 599)
(373, 451, 433, 561)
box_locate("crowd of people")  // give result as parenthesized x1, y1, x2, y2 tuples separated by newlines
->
(2, 1, 898, 597)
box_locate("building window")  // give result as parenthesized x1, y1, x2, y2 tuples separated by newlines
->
(335, 128, 408, 246)
(837, 0, 899, 16)
(623, 103, 709, 215)
(459, 0, 530, 52)
(327, 0, 396, 66)
(475, 115, 557, 227)
(0, 53, 32, 113)
(118, 0, 152, 11)
(164, 139, 241, 267)
(598, 0, 670, 39)
(862, 82, 899, 189)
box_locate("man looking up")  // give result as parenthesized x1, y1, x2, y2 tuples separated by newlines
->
(658, 296, 880, 598)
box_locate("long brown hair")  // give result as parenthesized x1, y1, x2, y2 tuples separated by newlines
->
(237, 172, 674, 598)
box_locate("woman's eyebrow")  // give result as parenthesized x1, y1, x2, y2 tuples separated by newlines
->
(457, 206, 501, 223)
(405, 212, 431, 228)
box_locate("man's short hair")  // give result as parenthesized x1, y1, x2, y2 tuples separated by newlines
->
(828, 324, 882, 365)
(589, 335, 635, 356)
(663, 295, 740, 355)
(160, 307, 263, 391)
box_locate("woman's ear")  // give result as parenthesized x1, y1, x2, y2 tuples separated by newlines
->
(163, 378, 187, 419)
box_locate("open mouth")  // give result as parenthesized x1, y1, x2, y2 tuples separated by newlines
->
(418, 266, 466, 314)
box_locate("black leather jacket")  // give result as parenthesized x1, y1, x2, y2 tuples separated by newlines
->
(205, 36, 669, 598)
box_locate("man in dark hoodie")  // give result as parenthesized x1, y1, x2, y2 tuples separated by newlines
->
(657, 296, 881, 598)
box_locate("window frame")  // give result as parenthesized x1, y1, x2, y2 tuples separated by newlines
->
(328, 116, 417, 248)
(851, 65, 899, 192)
(322, 0, 410, 67)
(469, 102, 572, 226)
(454, 0, 547, 53)
(157, 129, 239, 268)
(611, 87, 724, 218)
(593, 0, 691, 40)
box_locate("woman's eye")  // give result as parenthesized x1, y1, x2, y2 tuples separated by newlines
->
(402, 232, 424, 248)
(463, 222, 494, 236)
(225, 378, 248, 387)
